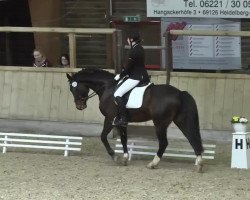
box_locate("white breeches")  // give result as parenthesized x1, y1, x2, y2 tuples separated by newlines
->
(114, 78, 140, 97)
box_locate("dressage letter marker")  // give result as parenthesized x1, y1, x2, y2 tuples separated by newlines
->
(235, 139, 243, 149)
(231, 131, 250, 169)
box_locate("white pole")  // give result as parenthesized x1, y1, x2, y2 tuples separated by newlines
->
(64, 138, 69, 157)
(3, 135, 8, 153)
(128, 142, 134, 161)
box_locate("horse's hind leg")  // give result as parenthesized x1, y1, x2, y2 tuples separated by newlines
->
(174, 116, 204, 172)
(147, 122, 168, 169)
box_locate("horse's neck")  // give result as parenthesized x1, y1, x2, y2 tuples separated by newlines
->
(78, 71, 114, 98)
(87, 81, 113, 99)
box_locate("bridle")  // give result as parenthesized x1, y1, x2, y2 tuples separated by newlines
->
(71, 78, 116, 102)
(84, 90, 98, 100)
(81, 84, 107, 101)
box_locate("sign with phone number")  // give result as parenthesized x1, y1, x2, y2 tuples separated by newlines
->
(147, 0, 250, 18)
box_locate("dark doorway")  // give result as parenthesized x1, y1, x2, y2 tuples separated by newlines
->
(0, 0, 35, 66)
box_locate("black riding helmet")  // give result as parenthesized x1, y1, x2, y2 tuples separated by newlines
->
(127, 30, 141, 43)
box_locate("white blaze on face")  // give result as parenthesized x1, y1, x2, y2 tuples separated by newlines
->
(72, 81, 77, 88)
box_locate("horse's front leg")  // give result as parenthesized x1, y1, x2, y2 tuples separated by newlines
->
(100, 118, 116, 160)
(118, 126, 129, 166)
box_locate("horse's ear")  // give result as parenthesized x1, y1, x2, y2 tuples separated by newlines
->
(66, 73, 72, 81)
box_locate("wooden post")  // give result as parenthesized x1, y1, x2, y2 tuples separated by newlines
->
(111, 30, 123, 138)
(112, 32, 117, 72)
(164, 32, 173, 85)
(5, 32, 12, 66)
(114, 29, 123, 74)
(68, 33, 76, 68)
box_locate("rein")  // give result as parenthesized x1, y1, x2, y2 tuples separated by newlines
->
(85, 90, 98, 100)
(84, 84, 107, 101)
(73, 75, 116, 101)
(84, 80, 118, 101)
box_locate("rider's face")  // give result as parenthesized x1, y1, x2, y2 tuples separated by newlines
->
(127, 37, 133, 46)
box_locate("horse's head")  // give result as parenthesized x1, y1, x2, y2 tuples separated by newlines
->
(66, 73, 89, 110)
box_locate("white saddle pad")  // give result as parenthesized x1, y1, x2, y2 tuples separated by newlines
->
(126, 83, 152, 109)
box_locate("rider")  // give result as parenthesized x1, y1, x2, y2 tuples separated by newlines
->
(113, 30, 149, 126)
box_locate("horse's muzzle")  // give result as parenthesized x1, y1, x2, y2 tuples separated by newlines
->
(75, 101, 87, 110)
(76, 104, 87, 110)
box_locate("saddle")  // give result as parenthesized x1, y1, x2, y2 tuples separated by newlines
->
(115, 77, 153, 109)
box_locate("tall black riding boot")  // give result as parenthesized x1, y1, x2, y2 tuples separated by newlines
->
(114, 96, 128, 126)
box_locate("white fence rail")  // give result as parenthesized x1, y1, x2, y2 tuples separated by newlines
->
(115, 139, 216, 161)
(0, 132, 83, 156)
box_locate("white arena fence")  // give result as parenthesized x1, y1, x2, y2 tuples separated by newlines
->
(115, 139, 216, 161)
(0, 132, 83, 156)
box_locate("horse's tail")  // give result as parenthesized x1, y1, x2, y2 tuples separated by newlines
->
(174, 91, 204, 155)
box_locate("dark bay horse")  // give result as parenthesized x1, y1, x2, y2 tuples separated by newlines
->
(66, 68, 204, 171)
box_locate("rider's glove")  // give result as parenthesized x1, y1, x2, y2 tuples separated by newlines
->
(114, 74, 120, 81)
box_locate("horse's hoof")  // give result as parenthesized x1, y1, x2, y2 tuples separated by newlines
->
(112, 155, 118, 162)
(194, 164, 204, 173)
(121, 157, 128, 166)
(113, 155, 124, 165)
(146, 162, 158, 169)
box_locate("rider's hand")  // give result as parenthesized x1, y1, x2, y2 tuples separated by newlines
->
(114, 74, 120, 81)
